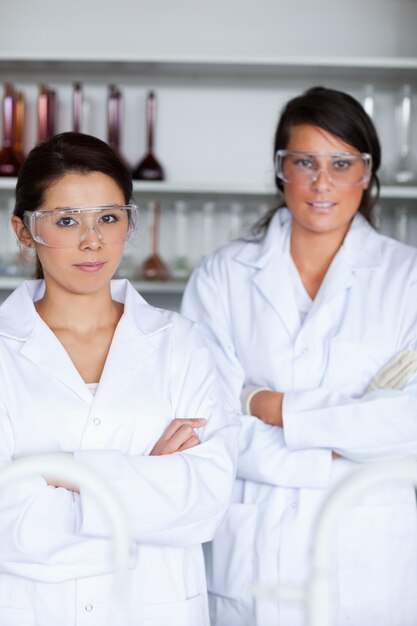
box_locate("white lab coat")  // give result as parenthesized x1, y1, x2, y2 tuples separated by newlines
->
(0, 279, 239, 626)
(181, 209, 417, 626)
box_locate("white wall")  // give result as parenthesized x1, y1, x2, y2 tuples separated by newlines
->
(1, 0, 417, 60)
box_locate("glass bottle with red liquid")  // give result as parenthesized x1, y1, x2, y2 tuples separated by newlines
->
(141, 201, 169, 280)
(107, 84, 130, 169)
(132, 91, 165, 180)
(38, 84, 56, 142)
(0, 84, 21, 176)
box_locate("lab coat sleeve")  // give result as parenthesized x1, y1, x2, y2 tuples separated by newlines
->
(0, 412, 136, 583)
(283, 378, 417, 462)
(74, 324, 240, 545)
(284, 275, 417, 462)
(181, 259, 332, 489)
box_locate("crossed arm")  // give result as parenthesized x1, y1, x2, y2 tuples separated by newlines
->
(46, 417, 207, 491)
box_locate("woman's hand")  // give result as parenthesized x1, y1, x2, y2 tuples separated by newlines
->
(150, 418, 207, 456)
(46, 476, 80, 492)
(43, 452, 80, 492)
(249, 390, 345, 459)
(250, 390, 284, 427)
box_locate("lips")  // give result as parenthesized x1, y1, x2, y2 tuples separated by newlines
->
(306, 201, 337, 212)
(73, 261, 106, 273)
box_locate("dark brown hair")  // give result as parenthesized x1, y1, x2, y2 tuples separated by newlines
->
(254, 86, 381, 235)
(14, 132, 133, 278)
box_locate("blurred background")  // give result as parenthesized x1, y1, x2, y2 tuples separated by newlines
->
(0, 0, 416, 310)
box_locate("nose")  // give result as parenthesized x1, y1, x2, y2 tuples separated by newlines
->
(79, 225, 103, 249)
(311, 168, 332, 191)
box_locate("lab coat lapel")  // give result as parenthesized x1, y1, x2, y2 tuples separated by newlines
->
(235, 209, 300, 337)
(252, 256, 300, 337)
(0, 279, 172, 406)
(0, 280, 93, 404)
(307, 214, 381, 320)
(20, 316, 94, 405)
(95, 282, 173, 400)
(95, 315, 156, 400)
(309, 248, 355, 313)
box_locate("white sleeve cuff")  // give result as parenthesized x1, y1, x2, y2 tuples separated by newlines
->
(240, 385, 272, 415)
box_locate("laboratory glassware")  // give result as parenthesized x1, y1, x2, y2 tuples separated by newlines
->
(38, 84, 56, 142)
(201, 201, 215, 259)
(132, 91, 165, 181)
(392, 85, 417, 185)
(107, 84, 122, 153)
(229, 201, 244, 240)
(72, 82, 83, 133)
(362, 84, 375, 120)
(253, 460, 417, 626)
(13, 90, 25, 163)
(172, 200, 190, 278)
(0, 84, 21, 176)
(0, 453, 131, 601)
(142, 201, 169, 280)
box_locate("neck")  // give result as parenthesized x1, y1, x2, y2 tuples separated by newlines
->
(35, 280, 123, 334)
(290, 221, 350, 298)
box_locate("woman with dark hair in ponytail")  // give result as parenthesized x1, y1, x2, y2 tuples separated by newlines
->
(0, 132, 238, 626)
(182, 86, 417, 626)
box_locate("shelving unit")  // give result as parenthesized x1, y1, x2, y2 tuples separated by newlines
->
(1, 178, 417, 200)
(1, 53, 417, 309)
(1, 55, 417, 81)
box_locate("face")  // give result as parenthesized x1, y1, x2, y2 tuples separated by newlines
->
(14, 171, 126, 296)
(282, 124, 368, 241)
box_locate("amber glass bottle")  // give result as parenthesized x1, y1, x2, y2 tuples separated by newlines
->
(13, 90, 26, 164)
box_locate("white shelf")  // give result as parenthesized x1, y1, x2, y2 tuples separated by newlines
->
(132, 181, 277, 197)
(0, 179, 16, 191)
(131, 280, 186, 294)
(1, 178, 417, 199)
(1, 56, 417, 81)
(380, 186, 417, 199)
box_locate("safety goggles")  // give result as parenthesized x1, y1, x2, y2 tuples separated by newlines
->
(24, 204, 139, 248)
(275, 150, 372, 188)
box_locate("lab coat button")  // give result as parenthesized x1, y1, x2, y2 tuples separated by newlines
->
(93, 418, 101, 425)
(84, 604, 93, 612)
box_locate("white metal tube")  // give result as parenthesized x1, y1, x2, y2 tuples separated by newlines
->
(0, 453, 131, 595)
(308, 460, 417, 626)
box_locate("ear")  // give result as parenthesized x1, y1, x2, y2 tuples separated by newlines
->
(11, 216, 34, 248)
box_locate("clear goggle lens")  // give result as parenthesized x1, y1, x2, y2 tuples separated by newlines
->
(275, 150, 372, 187)
(24, 204, 139, 248)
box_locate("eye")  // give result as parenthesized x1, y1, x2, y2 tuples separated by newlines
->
(99, 212, 120, 224)
(293, 157, 314, 169)
(332, 158, 353, 170)
(56, 216, 78, 228)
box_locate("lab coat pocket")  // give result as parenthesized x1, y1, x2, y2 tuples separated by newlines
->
(205, 503, 257, 600)
(337, 501, 417, 622)
(325, 339, 387, 396)
(0, 606, 34, 624)
(143, 593, 204, 626)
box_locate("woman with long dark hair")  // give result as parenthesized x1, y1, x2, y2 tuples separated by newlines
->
(182, 87, 417, 626)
